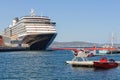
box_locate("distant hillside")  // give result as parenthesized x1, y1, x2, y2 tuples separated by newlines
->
(50, 41, 120, 48)
(50, 41, 102, 48)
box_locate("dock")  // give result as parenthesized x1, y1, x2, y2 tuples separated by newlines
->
(0, 47, 30, 52)
(66, 61, 120, 67)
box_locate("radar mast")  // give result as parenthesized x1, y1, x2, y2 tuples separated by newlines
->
(30, 9, 35, 16)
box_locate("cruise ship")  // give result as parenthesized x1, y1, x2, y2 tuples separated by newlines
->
(2, 9, 57, 50)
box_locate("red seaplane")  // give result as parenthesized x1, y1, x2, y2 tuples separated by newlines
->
(52, 47, 95, 61)
(52, 47, 94, 58)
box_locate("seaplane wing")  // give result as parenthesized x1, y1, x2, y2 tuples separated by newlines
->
(52, 47, 93, 57)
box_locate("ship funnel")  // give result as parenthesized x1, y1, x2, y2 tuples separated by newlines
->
(12, 17, 19, 26)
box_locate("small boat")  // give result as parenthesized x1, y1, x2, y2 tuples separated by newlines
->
(93, 58, 118, 69)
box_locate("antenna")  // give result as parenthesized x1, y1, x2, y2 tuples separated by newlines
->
(111, 32, 116, 47)
(30, 8, 35, 16)
(111, 33, 114, 47)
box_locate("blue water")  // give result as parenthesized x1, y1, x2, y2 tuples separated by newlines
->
(0, 50, 120, 80)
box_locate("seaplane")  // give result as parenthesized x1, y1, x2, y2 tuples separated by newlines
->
(52, 47, 95, 67)
(52, 47, 119, 69)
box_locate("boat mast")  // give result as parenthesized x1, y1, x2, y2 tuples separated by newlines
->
(111, 32, 115, 47)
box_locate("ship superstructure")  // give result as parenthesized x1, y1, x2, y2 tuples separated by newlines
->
(2, 9, 57, 50)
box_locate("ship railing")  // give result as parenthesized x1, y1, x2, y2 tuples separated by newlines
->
(21, 16, 49, 19)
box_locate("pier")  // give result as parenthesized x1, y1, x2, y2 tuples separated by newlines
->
(0, 47, 29, 52)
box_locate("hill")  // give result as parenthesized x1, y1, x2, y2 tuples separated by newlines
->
(50, 41, 102, 48)
(50, 41, 120, 48)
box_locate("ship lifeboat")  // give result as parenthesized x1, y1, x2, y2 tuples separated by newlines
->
(93, 57, 118, 69)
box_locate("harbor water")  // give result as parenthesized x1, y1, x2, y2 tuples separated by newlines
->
(0, 50, 120, 80)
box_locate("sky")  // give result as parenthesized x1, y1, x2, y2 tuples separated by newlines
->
(0, 0, 120, 44)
